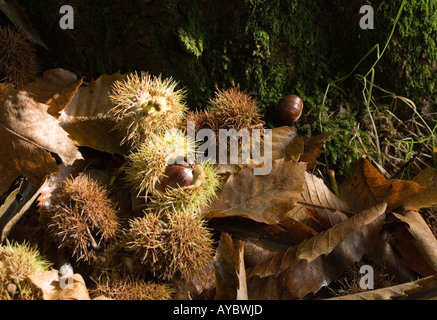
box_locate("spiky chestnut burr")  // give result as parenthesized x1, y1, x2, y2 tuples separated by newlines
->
(208, 87, 264, 131)
(0, 240, 52, 300)
(124, 211, 214, 281)
(124, 130, 220, 215)
(0, 27, 38, 88)
(91, 277, 173, 300)
(109, 72, 187, 147)
(185, 110, 219, 135)
(43, 174, 120, 263)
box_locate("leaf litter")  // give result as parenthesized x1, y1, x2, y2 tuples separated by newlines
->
(0, 69, 437, 300)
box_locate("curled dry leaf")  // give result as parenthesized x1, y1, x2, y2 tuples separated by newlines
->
(247, 202, 387, 279)
(0, 84, 82, 195)
(392, 210, 437, 273)
(214, 233, 248, 300)
(203, 159, 306, 224)
(58, 73, 128, 155)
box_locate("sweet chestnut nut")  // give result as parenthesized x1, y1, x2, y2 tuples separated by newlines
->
(274, 94, 303, 125)
(156, 164, 194, 192)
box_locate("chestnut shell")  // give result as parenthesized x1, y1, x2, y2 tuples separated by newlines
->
(274, 94, 303, 125)
(156, 165, 194, 191)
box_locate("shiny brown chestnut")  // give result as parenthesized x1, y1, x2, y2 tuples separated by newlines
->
(155, 164, 194, 192)
(274, 94, 303, 125)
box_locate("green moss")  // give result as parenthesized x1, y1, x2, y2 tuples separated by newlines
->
(367, 0, 437, 110)
(14, 0, 435, 178)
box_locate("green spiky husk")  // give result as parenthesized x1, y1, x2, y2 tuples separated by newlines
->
(124, 130, 219, 214)
(0, 240, 52, 300)
(109, 72, 187, 147)
(124, 130, 195, 196)
(146, 160, 220, 215)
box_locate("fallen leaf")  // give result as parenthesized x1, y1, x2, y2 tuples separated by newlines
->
(268, 126, 299, 161)
(58, 73, 128, 155)
(0, 84, 82, 195)
(247, 254, 343, 299)
(403, 168, 437, 211)
(0, 0, 47, 48)
(392, 210, 437, 273)
(214, 233, 248, 300)
(286, 172, 351, 229)
(203, 159, 306, 224)
(173, 261, 216, 300)
(28, 269, 90, 300)
(367, 229, 417, 283)
(22, 69, 83, 118)
(300, 132, 334, 171)
(247, 202, 387, 278)
(328, 273, 437, 300)
(0, 179, 41, 241)
(339, 158, 424, 212)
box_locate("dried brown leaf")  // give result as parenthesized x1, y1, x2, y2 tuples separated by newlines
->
(248, 254, 343, 299)
(328, 274, 437, 300)
(339, 158, 425, 212)
(22, 69, 82, 118)
(214, 233, 248, 300)
(393, 210, 437, 273)
(247, 202, 387, 278)
(267, 126, 299, 161)
(203, 159, 306, 224)
(28, 269, 90, 300)
(58, 73, 128, 155)
(300, 132, 334, 171)
(0, 84, 82, 195)
(286, 172, 351, 229)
